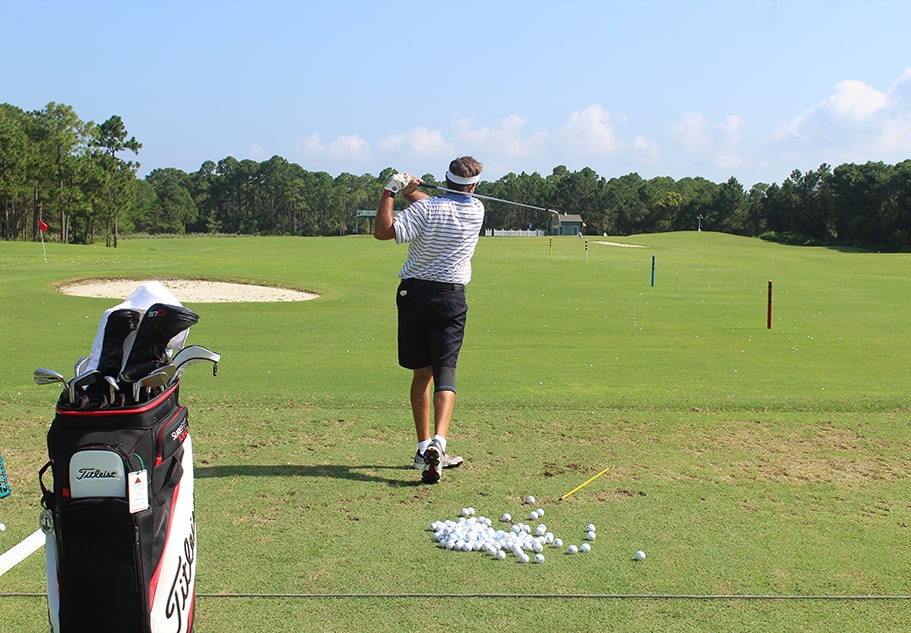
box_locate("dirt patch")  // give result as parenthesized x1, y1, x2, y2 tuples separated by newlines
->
(684, 423, 909, 485)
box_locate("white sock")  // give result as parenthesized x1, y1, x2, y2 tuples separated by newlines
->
(417, 439, 432, 454)
(433, 434, 447, 453)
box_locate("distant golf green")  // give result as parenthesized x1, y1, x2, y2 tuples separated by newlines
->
(0, 233, 908, 632)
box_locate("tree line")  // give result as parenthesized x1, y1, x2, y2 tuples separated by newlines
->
(2, 102, 909, 251)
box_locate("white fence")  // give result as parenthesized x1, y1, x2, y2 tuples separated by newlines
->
(484, 229, 546, 237)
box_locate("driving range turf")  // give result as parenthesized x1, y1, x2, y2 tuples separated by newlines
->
(0, 232, 909, 632)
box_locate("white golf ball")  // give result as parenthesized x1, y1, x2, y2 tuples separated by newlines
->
(567, 545, 579, 554)
(518, 553, 530, 564)
(501, 513, 512, 523)
(536, 508, 544, 517)
(496, 550, 506, 560)
(0, 523, 5, 532)
(529, 510, 539, 521)
(586, 523, 596, 532)
(580, 543, 591, 553)
(461, 508, 471, 517)
(553, 538, 563, 548)
(525, 495, 536, 505)
(586, 531, 597, 541)
(534, 553, 545, 563)
(635, 550, 646, 561)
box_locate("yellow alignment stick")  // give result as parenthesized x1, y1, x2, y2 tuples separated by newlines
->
(560, 467, 611, 501)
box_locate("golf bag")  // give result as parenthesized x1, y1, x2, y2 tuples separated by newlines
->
(39, 383, 196, 633)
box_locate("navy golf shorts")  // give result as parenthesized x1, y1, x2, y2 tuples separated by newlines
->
(396, 279, 468, 371)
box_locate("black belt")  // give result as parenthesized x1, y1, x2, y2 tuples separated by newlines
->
(401, 278, 465, 292)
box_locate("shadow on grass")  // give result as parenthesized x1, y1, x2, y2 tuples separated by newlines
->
(195, 463, 422, 488)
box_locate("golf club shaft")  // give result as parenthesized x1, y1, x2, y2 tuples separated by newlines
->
(418, 183, 560, 216)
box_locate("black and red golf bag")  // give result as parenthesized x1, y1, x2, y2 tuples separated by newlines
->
(39, 381, 197, 633)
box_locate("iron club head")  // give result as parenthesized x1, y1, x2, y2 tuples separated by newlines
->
(68, 370, 101, 404)
(34, 368, 68, 387)
(132, 365, 177, 402)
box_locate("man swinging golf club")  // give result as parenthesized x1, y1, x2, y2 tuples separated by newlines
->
(374, 156, 485, 483)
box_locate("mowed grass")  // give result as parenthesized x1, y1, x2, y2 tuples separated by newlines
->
(1, 232, 909, 632)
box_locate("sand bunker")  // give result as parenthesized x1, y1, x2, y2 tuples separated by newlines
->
(593, 241, 646, 248)
(59, 279, 318, 303)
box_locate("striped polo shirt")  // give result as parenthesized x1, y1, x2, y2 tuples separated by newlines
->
(394, 193, 485, 285)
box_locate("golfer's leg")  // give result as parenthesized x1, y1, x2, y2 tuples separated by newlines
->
(410, 367, 433, 441)
(432, 388, 455, 439)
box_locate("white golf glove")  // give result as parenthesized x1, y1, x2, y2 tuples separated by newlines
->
(384, 173, 411, 194)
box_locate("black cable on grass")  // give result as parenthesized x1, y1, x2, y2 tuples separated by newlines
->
(200, 593, 911, 600)
(3, 592, 911, 600)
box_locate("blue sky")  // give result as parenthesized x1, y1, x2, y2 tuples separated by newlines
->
(3, 1, 910, 187)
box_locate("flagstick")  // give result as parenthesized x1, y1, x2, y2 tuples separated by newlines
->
(40, 230, 47, 263)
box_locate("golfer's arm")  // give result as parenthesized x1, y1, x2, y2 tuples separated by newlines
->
(374, 193, 396, 240)
(374, 186, 427, 241)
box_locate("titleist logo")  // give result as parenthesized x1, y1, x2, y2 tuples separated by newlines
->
(75, 468, 118, 480)
(165, 512, 196, 632)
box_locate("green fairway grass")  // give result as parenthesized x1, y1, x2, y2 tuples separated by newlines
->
(1, 233, 909, 632)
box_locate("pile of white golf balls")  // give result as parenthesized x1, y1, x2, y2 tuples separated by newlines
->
(431, 499, 599, 564)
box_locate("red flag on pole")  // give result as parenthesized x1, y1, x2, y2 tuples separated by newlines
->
(39, 220, 49, 232)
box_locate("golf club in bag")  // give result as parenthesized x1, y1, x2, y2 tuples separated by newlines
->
(36, 289, 217, 633)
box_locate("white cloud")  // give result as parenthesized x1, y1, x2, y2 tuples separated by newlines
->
(297, 133, 324, 152)
(671, 112, 712, 152)
(286, 68, 911, 185)
(828, 79, 887, 122)
(886, 67, 911, 108)
(410, 128, 454, 157)
(328, 134, 370, 160)
(378, 126, 453, 158)
(453, 114, 547, 159)
(665, 112, 752, 179)
(671, 112, 747, 163)
(633, 136, 660, 163)
(717, 115, 744, 144)
(554, 105, 625, 155)
(773, 76, 892, 145)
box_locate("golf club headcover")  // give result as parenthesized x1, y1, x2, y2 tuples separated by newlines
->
(121, 304, 199, 382)
(96, 309, 141, 377)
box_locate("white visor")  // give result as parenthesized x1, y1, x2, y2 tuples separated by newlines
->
(446, 170, 481, 186)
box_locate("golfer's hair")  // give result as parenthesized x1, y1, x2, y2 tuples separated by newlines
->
(447, 156, 483, 191)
